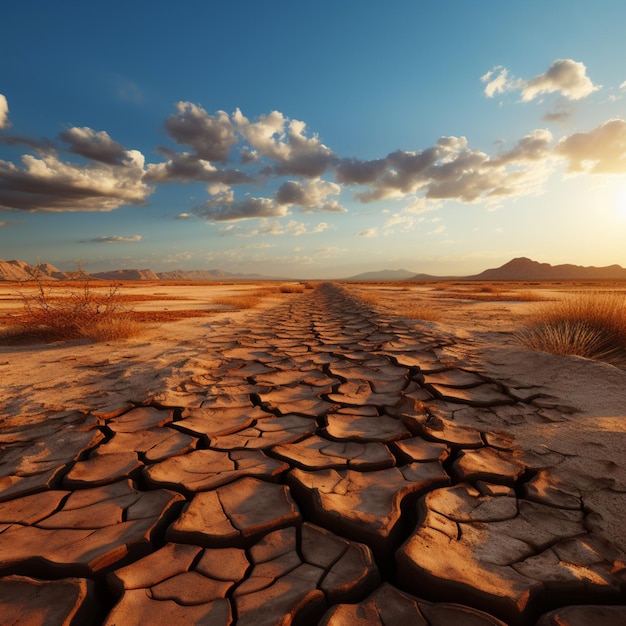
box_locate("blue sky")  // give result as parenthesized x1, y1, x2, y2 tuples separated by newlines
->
(1, 0, 626, 278)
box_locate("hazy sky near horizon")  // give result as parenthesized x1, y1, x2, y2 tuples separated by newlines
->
(2, 1, 626, 278)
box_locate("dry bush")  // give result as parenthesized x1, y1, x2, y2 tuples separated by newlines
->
(352, 291, 378, 306)
(517, 292, 626, 364)
(4, 279, 143, 343)
(394, 302, 442, 322)
(78, 314, 144, 342)
(279, 284, 305, 293)
(513, 290, 547, 302)
(211, 286, 280, 309)
(211, 294, 264, 309)
(476, 284, 505, 294)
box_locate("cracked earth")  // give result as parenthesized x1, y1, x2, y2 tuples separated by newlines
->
(1, 283, 625, 625)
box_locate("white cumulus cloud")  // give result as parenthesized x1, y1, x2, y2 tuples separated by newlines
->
(60, 127, 130, 165)
(0, 150, 152, 212)
(556, 118, 626, 173)
(522, 59, 600, 101)
(193, 196, 286, 222)
(482, 59, 600, 102)
(145, 152, 251, 185)
(164, 102, 237, 162)
(481, 66, 522, 98)
(337, 134, 553, 206)
(0, 94, 9, 129)
(275, 178, 346, 212)
(356, 227, 378, 238)
(233, 109, 338, 177)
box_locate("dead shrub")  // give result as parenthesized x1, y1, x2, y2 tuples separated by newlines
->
(517, 292, 626, 364)
(5, 278, 143, 343)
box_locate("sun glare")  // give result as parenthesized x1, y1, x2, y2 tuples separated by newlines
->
(615, 187, 626, 220)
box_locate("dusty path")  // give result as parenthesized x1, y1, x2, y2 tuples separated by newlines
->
(0, 283, 625, 625)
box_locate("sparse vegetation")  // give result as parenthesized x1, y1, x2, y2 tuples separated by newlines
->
(3, 278, 143, 343)
(431, 283, 547, 302)
(355, 289, 442, 321)
(210, 286, 281, 309)
(517, 292, 626, 365)
(394, 302, 443, 322)
(210, 293, 265, 309)
(279, 284, 305, 293)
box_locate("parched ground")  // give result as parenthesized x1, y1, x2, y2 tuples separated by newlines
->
(0, 282, 625, 625)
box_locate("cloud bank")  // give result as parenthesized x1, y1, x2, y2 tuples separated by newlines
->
(82, 235, 142, 243)
(1, 75, 626, 223)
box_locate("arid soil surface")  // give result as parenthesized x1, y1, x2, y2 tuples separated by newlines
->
(1, 281, 625, 625)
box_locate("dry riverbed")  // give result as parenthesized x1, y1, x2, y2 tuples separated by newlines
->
(0, 280, 625, 625)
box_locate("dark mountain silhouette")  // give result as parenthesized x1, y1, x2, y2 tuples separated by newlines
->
(467, 257, 626, 281)
(345, 269, 417, 281)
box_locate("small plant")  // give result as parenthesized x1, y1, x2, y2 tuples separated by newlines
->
(517, 292, 626, 365)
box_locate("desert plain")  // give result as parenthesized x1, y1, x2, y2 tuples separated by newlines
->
(0, 279, 625, 625)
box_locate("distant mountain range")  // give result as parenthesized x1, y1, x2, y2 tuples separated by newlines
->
(0, 259, 283, 282)
(410, 257, 626, 281)
(0, 259, 80, 281)
(2, 256, 626, 282)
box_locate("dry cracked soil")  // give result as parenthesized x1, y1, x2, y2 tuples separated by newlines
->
(0, 283, 625, 625)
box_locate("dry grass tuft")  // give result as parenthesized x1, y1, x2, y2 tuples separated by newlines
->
(432, 285, 547, 302)
(355, 290, 442, 321)
(517, 292, 626, 364)
(394, 302, 442, 322)
(279, 284, 305, 294)
(210, 286, 281, 310)
(513, 290, 547, 302)
(210, 294, 264, 309)
(2, 281, 143, 343)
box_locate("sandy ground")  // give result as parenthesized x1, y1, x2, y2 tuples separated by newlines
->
(0, 282, 292, 417)
(350, 283, 626, 476)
